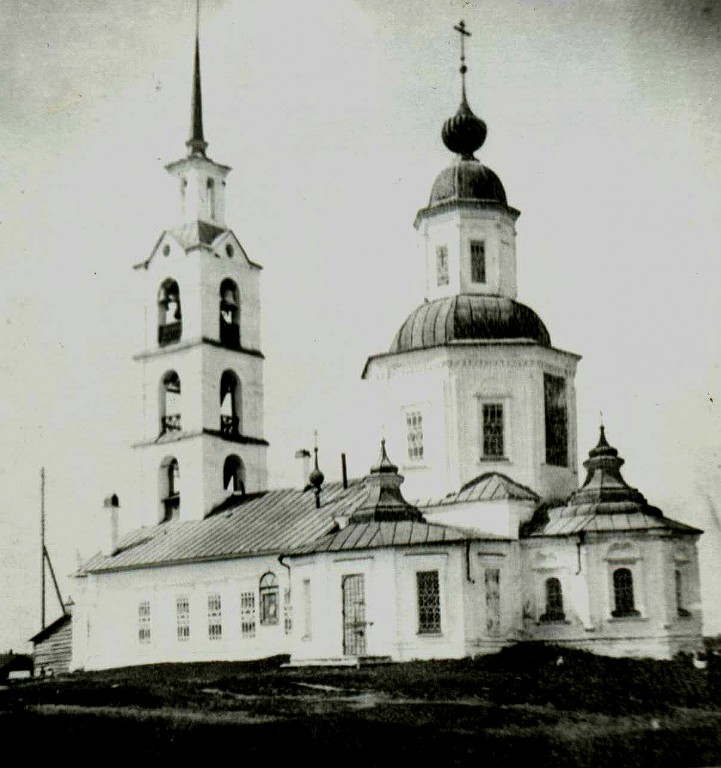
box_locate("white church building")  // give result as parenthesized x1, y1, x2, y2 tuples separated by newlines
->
(69, 21, 703, 671)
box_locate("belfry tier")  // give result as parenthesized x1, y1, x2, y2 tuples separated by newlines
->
(132, 25, 268, 525)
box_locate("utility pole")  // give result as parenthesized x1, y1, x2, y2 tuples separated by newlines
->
(40, 467, 46, 631)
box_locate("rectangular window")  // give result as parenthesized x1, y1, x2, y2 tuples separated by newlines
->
(471, 241, 486, 283)
(176, 596, 190, 642)
(485, 568, 501, 636)
(675, 569, 690, 617)
(544, 374, 568, 467)
(208, 593, 222, 641)
(138, 601, 151, 644)
(436, 245, 449, 286)
(302, 579, 312, 640)
(240, 591, 256, 639)
(406, 411, 424, 462)
(284, 588, 293, 635)
(416, 570, 441, 635)
(482, 403, 504, 458)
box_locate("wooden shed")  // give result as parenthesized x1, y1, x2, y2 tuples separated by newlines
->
(31, 614, 72, 676)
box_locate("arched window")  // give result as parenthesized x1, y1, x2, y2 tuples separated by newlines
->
(160, 371, 182, 433)
(223, 454, 245, 495)
(158, 279, 182, 346)
(219, 279, 240, 349)
(612, 568, 639, 617)
(259, 572, 279, 626)
(160, 457, 180, 522)
(541, 577, 565, 622)
(220, 370, 241, 436)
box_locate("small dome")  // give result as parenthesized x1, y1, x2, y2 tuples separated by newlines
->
(429, 160, 507, 208)
(441, 100, 487, 159)
(390, 295, 551, 354)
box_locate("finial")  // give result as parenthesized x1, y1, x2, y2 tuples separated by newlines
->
(442, 21, 487, 160)
(186, 0, 208, 157)
(308, 432, 324, 508)
(453, 20, 471, 104)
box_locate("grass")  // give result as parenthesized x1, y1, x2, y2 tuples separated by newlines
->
(2, 644, 721, 766)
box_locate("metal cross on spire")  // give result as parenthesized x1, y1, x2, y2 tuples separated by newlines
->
(453, 20, 472, 102)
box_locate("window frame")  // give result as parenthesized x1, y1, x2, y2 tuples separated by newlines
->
(540, 576, 565, 623)
(207, 592, 223, 641)
(138, 600, 151, 645)
(259, 572, 280, 626)
(544, 373, 569, 467)
(416, 570, 442, 636)
(436, 244, 449, 287)
(176, 596, 190, 642)
(470, 240, 486, 284)
(404, 408, 425, 465)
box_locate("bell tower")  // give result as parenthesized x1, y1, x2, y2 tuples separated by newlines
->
(133, 8, 268, 524)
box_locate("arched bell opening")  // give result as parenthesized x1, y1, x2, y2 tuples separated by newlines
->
(223, 454, 245, 496)
(158, 279, 182, 346)
(159, 456, 180, 522)
(220, 370, 241, 437)
(159, 371, 182, 434)
(219, 278, 240, 349)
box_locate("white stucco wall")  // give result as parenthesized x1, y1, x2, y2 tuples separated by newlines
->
(72, 555, 289, 671)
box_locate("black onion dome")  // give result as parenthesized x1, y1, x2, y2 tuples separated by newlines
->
(390, 295, 551, 354)
(429, 160, 507, 207)
(442, 98, 487, 159)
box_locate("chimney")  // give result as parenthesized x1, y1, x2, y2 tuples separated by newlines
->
(295, 449, 311, 488)
(100, 493, 120, 556)
(341, 453, 348, 489)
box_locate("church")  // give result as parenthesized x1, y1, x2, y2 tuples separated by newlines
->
(68, 20, 703, 671)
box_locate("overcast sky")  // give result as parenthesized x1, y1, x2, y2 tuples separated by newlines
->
(1, 0, 719, 651)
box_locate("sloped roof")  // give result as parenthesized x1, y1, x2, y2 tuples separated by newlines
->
(287, 519, 506, 556)
(529, 505, 701, 537)
(30, 613, 71, 644)
(81, 481, 368, 574)
(169, 220, 227, 249)
(414, 472, 539, 508)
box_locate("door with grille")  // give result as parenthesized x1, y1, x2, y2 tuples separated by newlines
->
(342, 574, 367, 656)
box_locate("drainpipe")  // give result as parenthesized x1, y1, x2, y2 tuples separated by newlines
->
(465, 540, 475, 583)
(575, 532, 585, 575)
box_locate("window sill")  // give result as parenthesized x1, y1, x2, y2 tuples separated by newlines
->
(403, 462, 428, 471)
(417, 631, 443, 638)
(608, 614, 647, 623)
(480, 456, 509, 463)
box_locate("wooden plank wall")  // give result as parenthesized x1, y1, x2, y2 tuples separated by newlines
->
(34, 620, 72, 676)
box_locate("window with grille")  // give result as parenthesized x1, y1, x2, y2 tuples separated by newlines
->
(259, 572, 279, 626)
(544, 374, 568, 467)
(485, 568, 501, 635)
(482, 403, 504, 458)
(138, 601, 151, 644)
(240, 591, 256, 638)
(208, 593, 222, 640)
(612, 568, 639, 617)
(176, 596, 190, 641)
(541, 577, 565, 622)
(416, 570, 441, 635)
(436, 245, 449, 286)
(406, 411, 424, 462)
(283, 588, 292, 635)
(471, 241, 486, 283)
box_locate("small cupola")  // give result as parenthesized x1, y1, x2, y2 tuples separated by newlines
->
(569, 425, 648, 508)
(351, 440, 424, 523)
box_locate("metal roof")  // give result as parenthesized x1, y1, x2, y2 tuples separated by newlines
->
(169, 220, 227, 249)
(287, 519, 506, 556)
(530, 506, 702, 537)
(81, 481, 369, 574)
(414, 472, 539, 508)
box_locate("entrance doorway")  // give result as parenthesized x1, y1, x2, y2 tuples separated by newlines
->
(342, 574, 367, 656)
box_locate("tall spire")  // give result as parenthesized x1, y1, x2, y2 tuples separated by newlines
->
(186, 0, 208, 157)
